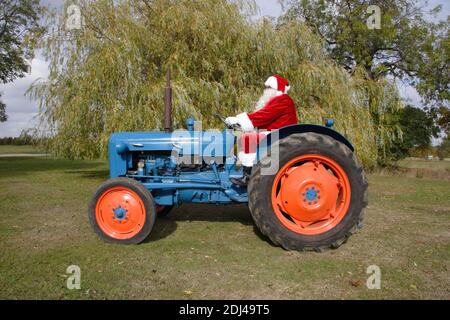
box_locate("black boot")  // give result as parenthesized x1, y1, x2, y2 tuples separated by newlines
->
(230, 166, 251, 187)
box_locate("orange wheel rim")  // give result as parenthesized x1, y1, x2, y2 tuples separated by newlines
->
(95, 187, 146, 240)
(271, 154, 351, 235)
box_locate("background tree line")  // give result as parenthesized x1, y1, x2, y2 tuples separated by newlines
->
(0, 132, 34, 145)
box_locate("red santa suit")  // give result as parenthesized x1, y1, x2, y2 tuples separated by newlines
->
(236, 94, 298, 131)
(231, 75, 298, 167)
(234, 75, 298, 132)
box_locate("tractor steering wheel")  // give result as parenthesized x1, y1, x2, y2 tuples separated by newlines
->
(215, 113, 241, 130)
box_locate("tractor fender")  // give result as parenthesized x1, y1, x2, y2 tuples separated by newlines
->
(260, 124, 354, 153)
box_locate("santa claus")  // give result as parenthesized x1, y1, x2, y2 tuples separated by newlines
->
(225, 75, 298, 186)
(225, 75, 298, 131)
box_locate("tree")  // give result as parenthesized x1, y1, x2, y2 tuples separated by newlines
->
(281, 0, 448, 164)
(390, 105, 439, 160)
(281, 1, 449, 99)
(0, 0, 45, 121)
(29, 0, 403, 168)
(437, 134, 450, 160)
(0, 94, 7, 122)
(437, 106, 450, 134)
(429, 105, 450, 135)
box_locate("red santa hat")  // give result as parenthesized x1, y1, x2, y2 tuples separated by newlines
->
(264, 75, 290, 95)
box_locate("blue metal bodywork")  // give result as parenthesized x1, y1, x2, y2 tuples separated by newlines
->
(108, 121, 354, 207)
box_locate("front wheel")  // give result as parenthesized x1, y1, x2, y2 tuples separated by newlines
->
(248, 133, 368, 251)
(88, 177, 156, 244)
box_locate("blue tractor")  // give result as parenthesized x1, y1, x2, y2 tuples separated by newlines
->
(89, 76, 368, 251)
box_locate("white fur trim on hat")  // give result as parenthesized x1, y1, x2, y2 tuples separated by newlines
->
(238, 151, 257, 167)
(264, 76, 290, 94)
(264, 76, 278, 91)
(236, 113, 254, 132)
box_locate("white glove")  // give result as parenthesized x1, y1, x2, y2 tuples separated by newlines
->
(225, 116, 239, 127)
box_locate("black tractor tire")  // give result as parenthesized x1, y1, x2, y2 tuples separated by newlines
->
(88, 177, 156, 244)
(248, 132, 368, 252)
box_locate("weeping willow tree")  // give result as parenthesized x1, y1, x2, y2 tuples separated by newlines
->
(28, 0, 402, 169)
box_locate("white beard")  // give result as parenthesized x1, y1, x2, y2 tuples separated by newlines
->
(254, 88, 278, 111)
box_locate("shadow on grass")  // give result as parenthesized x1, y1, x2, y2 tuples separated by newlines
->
(146, 219, 178, 242)
(65, 169, 109, 180)
(171, 204, 253, 224)
(144, 203, 272, 244)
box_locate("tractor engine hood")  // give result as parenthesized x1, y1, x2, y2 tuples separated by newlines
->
(110, 130, 234, 155)
(108, 130, 235, 177)
(111, 131, 195, 154)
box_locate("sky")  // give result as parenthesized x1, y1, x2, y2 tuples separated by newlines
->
(0, 0, 448, 139)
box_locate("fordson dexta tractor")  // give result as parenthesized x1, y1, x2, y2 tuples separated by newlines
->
(89, 74, 368, 251)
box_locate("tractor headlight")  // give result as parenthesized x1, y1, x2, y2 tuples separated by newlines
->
(115, 143, 128, 154)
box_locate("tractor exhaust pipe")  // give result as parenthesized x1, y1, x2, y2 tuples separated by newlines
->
(164, 68, 172, 132)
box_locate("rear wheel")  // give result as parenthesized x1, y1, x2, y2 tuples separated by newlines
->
(248, 133, 368, 251)
(88, 177, 156, 244)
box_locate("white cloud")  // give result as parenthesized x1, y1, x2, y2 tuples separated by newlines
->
(0, 54, 48, 137)
(255, 0, 283, 17)
(397, 81, 422, 107)
(427, 0, 450, 21)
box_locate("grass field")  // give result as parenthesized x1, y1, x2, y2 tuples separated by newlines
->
(398, 158, 450, 171)
(0, 145, 42, 154)
(0, 147, 449, 299)
(377, 158, 450, 181)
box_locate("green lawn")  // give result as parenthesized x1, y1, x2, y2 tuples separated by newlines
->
(398, 158, 450, 171)
(0, 156, 449, 299)
(0, 145, 41, 154)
